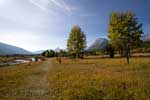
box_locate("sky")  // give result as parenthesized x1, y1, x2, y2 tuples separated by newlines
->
(0, 0, 149, 51)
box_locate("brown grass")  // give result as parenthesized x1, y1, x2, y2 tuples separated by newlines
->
(0, 61, 48, 100)
(0, 57, 150, 100)
(48, 57, 150, 100)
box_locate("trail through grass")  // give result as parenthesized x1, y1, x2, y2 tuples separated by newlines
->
(0, 57, 150, 100)
(0, 59, 52, 100)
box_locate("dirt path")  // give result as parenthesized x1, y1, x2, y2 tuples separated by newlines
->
(0, 59, 52, 100)
(23, 60, 52, 100)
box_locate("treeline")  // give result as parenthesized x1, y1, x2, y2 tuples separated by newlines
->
(42, 50, 67, 57)
(132, 41, 150, 53)
(67, 11, 144, 64)
(42, 11, 149, 64)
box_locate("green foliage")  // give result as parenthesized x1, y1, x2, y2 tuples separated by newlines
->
(108, 11, 143, 49)
(42, 50, 56, 57)
(143, 41, 150, 48)
(67, 25, 86, 58)
(42, 50, 50, 57)
(49, 50, 55, 57)
(142, 41, 150, 53)
(108, 11, 143, 63)
(106, 44, 115, 58)
(60, 50, 67, 57)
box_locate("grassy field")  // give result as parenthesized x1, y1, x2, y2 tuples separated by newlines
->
(0, 60, 51, 100)
(0, 57, 150, 100)
(48, 57, 150, 100)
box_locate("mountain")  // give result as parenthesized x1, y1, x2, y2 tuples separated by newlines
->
(54, 48, 61, 52)
(0, 42, 32, 55)
(141, 34, 150, 42)
(34, 48, 67, 54)
(87, 38, 108, 52)
(33, 50, 45, 54)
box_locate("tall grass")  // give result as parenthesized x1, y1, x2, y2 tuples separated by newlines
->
(48, 57, 150, 100)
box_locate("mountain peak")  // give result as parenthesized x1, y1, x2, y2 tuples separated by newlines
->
(0, 42, 32, 55)
(87, 38, 108, 51)
(54, 47, 61, 52)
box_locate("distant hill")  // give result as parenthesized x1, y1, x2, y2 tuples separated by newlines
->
(0, 42, 32, 55)
(54, 48, 61, 52)
(33, 50, 45, 54)
(34, 48, 67, 54)
(87, 34, 150, 52)
(87, 38, 108, 52)
(54, 48, 67, 52)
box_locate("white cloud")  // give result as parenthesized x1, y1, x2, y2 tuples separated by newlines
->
(29, 0, 50, 12)
(0, 0, 79, 51)
(0, 0, 10, 6)
(79, 14, 97, 17)
(49, 0, 78, 15)
(29, 0, 78, 16)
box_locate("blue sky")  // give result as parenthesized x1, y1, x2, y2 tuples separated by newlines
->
(0, 0, 149, 51)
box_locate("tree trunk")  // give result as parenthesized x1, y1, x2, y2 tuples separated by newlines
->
(120, 48, 124, 57)
(110, 49, 114, 58)
(126, 44, 130, 64)
(80, 52, 83, 59)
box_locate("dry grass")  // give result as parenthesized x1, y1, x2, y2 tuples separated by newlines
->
(48, 57, 150, 100)
(0, 61, 50, 100)
(0, 57, 15, 63)
(0, 57, 150, 100)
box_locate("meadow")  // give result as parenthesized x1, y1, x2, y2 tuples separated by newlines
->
(0, 56, 150, 100)
(48, 57, 150, 100)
